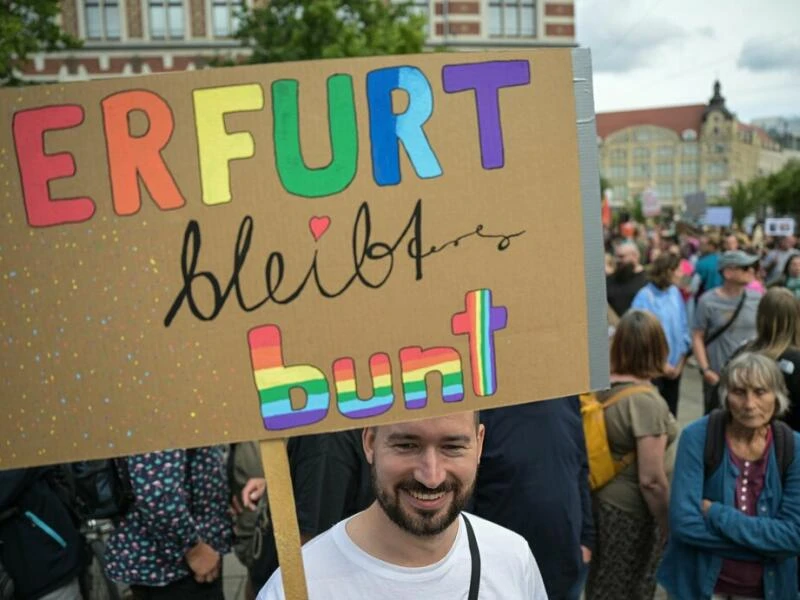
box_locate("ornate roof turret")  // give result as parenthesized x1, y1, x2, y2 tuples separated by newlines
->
(703, 80, 733, 121)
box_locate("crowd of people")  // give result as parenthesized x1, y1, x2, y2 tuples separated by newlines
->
(2, 221, 800, 600)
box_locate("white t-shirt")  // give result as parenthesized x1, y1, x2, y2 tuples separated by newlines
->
(257, 512, 547, 599)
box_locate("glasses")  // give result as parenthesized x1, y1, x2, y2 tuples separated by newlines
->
(737, 264, 757, 271)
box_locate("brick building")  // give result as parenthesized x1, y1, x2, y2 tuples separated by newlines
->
(18, 0, 575, 82)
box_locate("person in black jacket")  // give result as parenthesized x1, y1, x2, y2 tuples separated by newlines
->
(0, 467, 85, 600)
(239, 430, 374, 592)
(472, 396, 595, 600)
(742, 287, 800, 431)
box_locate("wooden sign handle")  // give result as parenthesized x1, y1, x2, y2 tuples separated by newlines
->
(259, 439, 309, 600)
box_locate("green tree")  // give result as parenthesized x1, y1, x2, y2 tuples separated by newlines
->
(599, 175, 611, 202)
(1, 0, 81, 86)
(233, 0, 425, 64)
(765, 159, 800, 217)
(723, 179, 766, 227)
(623, 192, 644, 223)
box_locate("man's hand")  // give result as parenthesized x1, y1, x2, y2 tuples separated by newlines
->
(186, 541, 221, 583)
(241, 477, 267, 511)
(702, 369, 720, 385)
(701, 499, 713, 516)
(664, 365, 680, 380)
(580, 545, 592, 564)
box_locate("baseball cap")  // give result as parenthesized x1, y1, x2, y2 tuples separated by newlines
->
(718, 250, 759, 270)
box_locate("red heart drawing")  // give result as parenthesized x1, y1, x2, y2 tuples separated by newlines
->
(309, 216, 331, 241)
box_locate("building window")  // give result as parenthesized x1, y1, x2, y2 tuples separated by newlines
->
(681, 161, 699, 176)
(613, 186, 628, 202)
(211, 0, 244, 36)
(681, 182, 698, 196)
(682, 143, 699, 156)
(610, 148, 627, 161)
(488, 0, 536, 37)
(632, 163, 649, 179)
(706, 181, 721, 197)
(607, 165, 627, 179)
(681, 129, 697, 141)
(656, 163, 673, 177)
(706, 162, 726, 177)
(149, 0, 185, 39)
(633, 147, 650, 160)
(656, 145, 674, 158)
(85, 0, 120, 39)
(656, 183, 673, 200)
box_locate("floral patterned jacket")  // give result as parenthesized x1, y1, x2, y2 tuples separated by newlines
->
(104, 446, 232, 585)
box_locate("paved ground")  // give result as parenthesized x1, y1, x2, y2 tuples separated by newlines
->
(221, 367, 707, 599)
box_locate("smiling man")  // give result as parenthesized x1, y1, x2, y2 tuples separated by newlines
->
(256, 412, 548, 599)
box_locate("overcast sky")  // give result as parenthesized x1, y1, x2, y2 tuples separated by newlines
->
(576, 0, 799, 122)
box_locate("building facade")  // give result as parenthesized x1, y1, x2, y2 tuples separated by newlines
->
(752, 116, 800, 151)
(596, 82, 791, 210)
(19, 0, 253, 82)
(18, 0, 575, 82)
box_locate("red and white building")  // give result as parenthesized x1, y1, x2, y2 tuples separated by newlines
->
(18, 0, 575, 82)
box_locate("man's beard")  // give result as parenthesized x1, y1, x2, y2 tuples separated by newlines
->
(612, 262, 637, 283)
(370, 461, 474, 537)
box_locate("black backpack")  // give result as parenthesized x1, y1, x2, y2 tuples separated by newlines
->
(70, 459, 135, 521)
(704, 409, 796, 481)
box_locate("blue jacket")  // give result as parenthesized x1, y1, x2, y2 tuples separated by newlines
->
(658, 416, 800, 600)
(631, 283, 691, 368)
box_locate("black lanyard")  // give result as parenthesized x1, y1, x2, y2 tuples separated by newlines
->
(463, 514, 481, 600)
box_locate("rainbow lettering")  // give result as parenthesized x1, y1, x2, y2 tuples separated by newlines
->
(451, 289, 508, 396)
(248, 325, 329, 430)
(333, 353, 393, 419)
(399, 346, 465, 409)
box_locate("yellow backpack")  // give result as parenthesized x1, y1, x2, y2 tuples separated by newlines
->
(580, 385, 654, 491)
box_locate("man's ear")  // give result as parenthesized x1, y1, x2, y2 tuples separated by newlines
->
(362, 427, 377, 464)
(476, 423, 486, 462)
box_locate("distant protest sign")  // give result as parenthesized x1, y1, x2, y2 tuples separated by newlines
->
(0, 49, 606, 469)
(642, 188, 660, 217)
(703, 206, 733, 227)
(683, 191, 707, 220)
(765, 217, 796, 236)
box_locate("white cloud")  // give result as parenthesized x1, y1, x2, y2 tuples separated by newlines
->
(586, 19, 689, 73)
(576, 0, 800, 121)
(738, 37, 800, 72)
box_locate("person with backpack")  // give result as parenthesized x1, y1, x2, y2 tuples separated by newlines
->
(103, 447, 232, 599)
(0, 467, 86, 599)
(741, 287, 800, 432)
(658, 352, 800, 600)
(585, 310, 678, 600)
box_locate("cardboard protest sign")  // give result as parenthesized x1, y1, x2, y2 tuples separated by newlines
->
(0, 49, 607, 469)
(765, 217, 796, 236)
(703, 206, 733, 227)
(683, 191, 707, 220)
